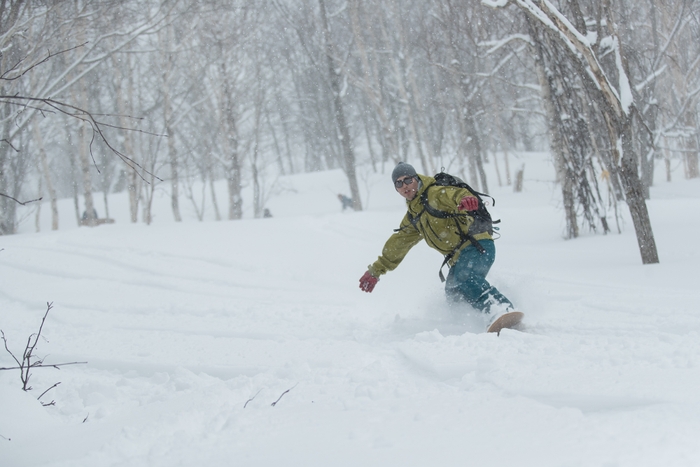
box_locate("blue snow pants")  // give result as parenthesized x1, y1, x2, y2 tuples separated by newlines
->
(444, 239, 513, 313)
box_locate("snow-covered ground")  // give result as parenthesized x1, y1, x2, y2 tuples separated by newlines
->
(1, 152, 700, 466)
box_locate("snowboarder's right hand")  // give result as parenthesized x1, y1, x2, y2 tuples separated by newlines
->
(359, 271, 378, 293)
(458, 196, 478, 212)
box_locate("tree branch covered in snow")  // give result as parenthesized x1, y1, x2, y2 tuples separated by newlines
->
(480, 33, 533, 55)
(525, 1, 626, 115)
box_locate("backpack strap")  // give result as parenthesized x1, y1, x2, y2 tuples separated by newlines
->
(420, 183, 488, 282)
(393, 208, 424, 233)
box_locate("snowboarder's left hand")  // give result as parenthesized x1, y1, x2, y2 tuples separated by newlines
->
(458, 196, 478, 212)
(359, 270, 378, 293)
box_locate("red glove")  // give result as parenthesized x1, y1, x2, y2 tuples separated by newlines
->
(359, 270, 378, 293)
(458, 196, 478, 212)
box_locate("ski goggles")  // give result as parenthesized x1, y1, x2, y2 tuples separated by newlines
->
(394, 176, 417, 188)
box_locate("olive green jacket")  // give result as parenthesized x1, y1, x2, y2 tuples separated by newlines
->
(368, 174, 492, 277)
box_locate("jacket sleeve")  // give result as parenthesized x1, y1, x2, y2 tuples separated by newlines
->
(433, 185, 474, 213)
(368, 215, 423, 277)
(430, 186, 476, 229)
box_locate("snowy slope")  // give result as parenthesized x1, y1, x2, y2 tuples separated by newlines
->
(1, 152, 700, 467)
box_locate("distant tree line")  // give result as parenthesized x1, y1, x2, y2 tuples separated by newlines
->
(1, 0, 698, 262)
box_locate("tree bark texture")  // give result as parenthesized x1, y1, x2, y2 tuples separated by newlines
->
(511, 1, 660, 263)
(319, 0, 362, 211)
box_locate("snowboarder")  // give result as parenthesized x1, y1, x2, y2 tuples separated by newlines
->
(358, 162, 520, 332)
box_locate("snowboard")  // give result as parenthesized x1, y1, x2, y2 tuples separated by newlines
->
(486, 311, 524, 335)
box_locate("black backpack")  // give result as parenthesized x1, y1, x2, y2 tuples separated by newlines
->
(424, 172, 498, 236)
(418, 171, 500, 281)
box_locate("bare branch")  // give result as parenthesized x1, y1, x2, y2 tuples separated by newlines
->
(0, 302, 87, 395)
(0, 139, 19, 151)
(37, 382, 61, 402)
(0, 361, 87, 371)
(270, 383, 298, 407)
(0, 193, 42, 206)
(0, 42, 89, 82)
(0, 330, 22, 369)
(23, 303, 53, 367)
(244, 389, 263, 408)
(0, 95, 164, 183)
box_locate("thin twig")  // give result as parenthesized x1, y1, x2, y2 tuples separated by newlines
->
(24, 303, 53, 368)
(37, 382, 61, 402)
(271, 383, 298, 407)
(0, 43, 88, 82)
(0, 434, 10, 441)
(0, 138, 19, 151)
(0, 330, 22, 369)
(0, 95, 164, 183)
(0, 361, 88, 371)
(0, 193, 42, 206)
(244, 389, 263, 408)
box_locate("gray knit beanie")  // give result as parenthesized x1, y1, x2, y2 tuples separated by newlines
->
(391, 162, 417, 184)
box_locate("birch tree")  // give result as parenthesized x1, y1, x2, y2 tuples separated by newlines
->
(484, 0, 659, 264)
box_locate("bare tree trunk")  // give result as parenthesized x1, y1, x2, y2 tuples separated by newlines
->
(265, 107, 285, 176)
(493, 150, 503, 188)
(220, 58, 243, 220)
(618, 116, 659, 263)
(142, 167, 156, 225)
(112, 54, 140, 223)
(209, 175, 221, 221)
(163, 87, 181, 222)
(685, 113, 699, 179)
(34, 176, 41, 232)
(362, 109, 378, 172)
(252, 70, 264, 218)
(319, 0, 362, 211)
(0, 115, 14, 234)
(462, 114, 489, 194)
(162, 24, 182, 223)
(32, 121, 58, 230)
(62, 125, 82, 226)
(493, 112, 512, 186)
(77, 78, 97, 227)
